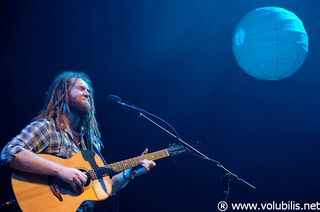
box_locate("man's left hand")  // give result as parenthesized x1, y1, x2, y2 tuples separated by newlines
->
(127, 148, 156, 178)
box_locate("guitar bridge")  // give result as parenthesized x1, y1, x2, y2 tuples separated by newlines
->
(48, 177, 63, 202)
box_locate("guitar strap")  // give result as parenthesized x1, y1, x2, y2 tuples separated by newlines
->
(80, 126, 107, 165)
(79, 127, 87, 151)
(93, 144, 107, 165)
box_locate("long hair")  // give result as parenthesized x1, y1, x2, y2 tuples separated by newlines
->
(34, 71, 103, 152)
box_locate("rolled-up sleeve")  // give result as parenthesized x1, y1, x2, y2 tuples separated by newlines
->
(1, 119, 52, 166)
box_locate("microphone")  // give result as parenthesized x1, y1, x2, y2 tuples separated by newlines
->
(106, 95, 145, 113)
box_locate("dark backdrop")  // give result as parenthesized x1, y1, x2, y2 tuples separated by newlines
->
(1, 0, 320, 211)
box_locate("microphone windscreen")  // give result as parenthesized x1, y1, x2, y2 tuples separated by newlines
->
(106, 95, 121, 105)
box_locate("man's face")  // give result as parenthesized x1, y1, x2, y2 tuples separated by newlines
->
(68, 78, 91, 115)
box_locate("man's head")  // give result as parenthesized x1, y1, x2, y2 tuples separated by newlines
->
(68, 78, 91, 115)
(35, 71, 102, 151)
(42, 71, 95, 117)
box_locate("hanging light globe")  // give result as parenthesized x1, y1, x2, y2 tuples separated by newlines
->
(232, 7, 309, 80)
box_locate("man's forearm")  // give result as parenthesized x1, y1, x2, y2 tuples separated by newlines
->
(111, 170, 134, 193)
(9, 150, 63, 177)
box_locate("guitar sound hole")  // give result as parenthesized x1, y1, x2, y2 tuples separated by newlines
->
(78, 169, 91, 187)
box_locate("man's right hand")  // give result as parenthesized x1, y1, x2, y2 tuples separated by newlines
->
(57, 167, 87, 194)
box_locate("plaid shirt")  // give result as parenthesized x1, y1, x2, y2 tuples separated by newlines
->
(1, 118, 84, 166)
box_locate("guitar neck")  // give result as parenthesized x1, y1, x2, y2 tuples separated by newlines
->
(105, 149, 169, 172)
(89, 144, 184, 180)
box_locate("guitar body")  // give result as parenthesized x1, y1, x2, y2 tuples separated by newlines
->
(11, 150, 112, 212)
(10, 144, 185, 211)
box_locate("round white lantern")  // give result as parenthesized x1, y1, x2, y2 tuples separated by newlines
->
(232, 7, 309, 80)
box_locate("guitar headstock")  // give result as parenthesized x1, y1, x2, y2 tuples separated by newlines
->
(167, 143, 187, 156)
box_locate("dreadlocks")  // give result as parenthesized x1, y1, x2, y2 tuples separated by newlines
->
(34, 71, 103, 152)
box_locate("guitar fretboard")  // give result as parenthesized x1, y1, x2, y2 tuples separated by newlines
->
(89, 149, 169, 180)
(106, 149, 169, 172)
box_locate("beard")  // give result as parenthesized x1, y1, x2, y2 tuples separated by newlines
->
(68, 97, 91, 116)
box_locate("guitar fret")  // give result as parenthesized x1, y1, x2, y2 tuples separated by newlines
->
(119, 162, 124, 171)
(113, 164, 118, 172)
(88, 170, 96, 180)
(115, 162, 122, 172)
(107, 164, 113, 172)
(123, 161, 127, 169)
(122, 160, 127, 170)
(134, 157, 139, 166)
(114, 162, 119, 171)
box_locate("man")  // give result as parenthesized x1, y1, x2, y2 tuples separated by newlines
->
(1, 71, 156, 211)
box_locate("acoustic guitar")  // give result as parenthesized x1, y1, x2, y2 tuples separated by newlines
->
(11, 144, 185, 211)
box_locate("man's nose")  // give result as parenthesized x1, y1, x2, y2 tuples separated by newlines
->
(83, 90, 90, 97)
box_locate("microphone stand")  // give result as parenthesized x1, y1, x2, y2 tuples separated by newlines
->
(137, 111, 256, 201)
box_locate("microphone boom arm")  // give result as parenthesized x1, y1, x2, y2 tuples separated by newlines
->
(137, 111, 256, 195)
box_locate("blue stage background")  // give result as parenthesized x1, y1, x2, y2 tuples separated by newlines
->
(1, 0, 320, 211)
